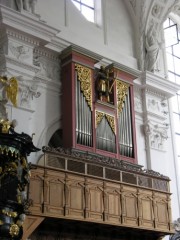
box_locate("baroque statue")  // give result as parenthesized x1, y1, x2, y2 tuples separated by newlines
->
(96, 65, 116, 103)
(145, 25, 161, 72)
(0, 76, 18, 119)
(15, 0, 38, 14)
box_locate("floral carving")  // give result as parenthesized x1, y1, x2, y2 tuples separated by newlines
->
(116, 80, 129, 114)
(75, 64, 92, 110)
(96, 111, 115, 134)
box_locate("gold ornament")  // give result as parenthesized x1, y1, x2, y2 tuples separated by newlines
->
(116, 80, 129, 114)
(9, 224, 20, 237)
(5, 77, 18, 107)
(96, 111, 115, 134)
(75, 64, 92, 110)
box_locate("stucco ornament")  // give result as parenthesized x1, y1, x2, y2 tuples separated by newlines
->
(145, 25, 162, 72)
(174, 218, 180, 232)
(19, 82, 41, 107)
(15, 0, 38, 14)
(144, 120, 169, 150)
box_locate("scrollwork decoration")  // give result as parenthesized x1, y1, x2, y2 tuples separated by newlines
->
(96, 111, 115, 134)
(105, 114, 115, 134)
(116, 80, 129, 114)
(96, 111, 104, 127)
(75, 64, 92, 110)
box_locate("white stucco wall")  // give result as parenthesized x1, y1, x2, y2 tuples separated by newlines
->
(36, 0, 137, 68)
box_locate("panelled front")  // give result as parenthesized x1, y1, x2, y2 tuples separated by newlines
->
(29, 166, 172, 234)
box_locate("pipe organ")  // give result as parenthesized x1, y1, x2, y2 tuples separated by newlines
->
(61, 47, 137, 164)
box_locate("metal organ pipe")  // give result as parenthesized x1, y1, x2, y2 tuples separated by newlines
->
(76, 76, 92, 147)
(96, 117, 116, 153)
(118, 90, 133, 158)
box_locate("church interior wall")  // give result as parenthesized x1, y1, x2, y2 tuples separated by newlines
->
(1, 1, 180, 237)
(36, 0, 137, 69)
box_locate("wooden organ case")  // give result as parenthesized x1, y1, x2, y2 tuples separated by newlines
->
(61, 47, 137, 164)
(25, 48, 173, 239)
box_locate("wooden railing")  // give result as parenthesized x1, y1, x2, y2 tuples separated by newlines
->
(28, 147, 173, 235)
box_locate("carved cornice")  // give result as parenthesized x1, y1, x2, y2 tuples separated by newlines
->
(46, 35, 70, 53)
(135, 71, 180, 99)
(75, 63, 92, 110)
(62, 45, 140, 78)
(34, 47, 60, 62)
(0, 5, 59, 44)
(5, 28, 40, 46)
(42, 146, 170, 180)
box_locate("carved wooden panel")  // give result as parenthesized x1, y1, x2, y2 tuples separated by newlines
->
(138, 189, 154, 228)
(121, 185, 138, 226)
(43, 170, 65, 217)
(65, 174, 85, 219)
(85, 178, 104, 221)
(154, 192, 170, 230)
(29, 167, 172, 234)
(104, 182, 121, 224)
(29, 168, 44, 214)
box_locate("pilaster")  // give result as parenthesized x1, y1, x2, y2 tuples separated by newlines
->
(0, 4, 61, 112)
(134, 71, 180, 169)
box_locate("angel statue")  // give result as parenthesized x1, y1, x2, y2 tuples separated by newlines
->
(0, 76, 18, 107)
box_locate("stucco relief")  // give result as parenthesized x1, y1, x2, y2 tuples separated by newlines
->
(144, 120, 169, 150)
(147, 98, 160, 112)
(9, 42, 31, 62)
(134, 91, 143, 112)
(19, 82, 41, 108)
(35, 59, 60, 81)
(147, 97, 168, 116)
(33, 51, 60, 82)
(151, 4, 163, 18)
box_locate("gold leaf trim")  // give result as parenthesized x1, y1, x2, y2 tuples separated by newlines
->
(96, 111, 115, 134)
(105, 114, 115, 134)
(96, 111, 104, 127)
(75, 64, 92, 110)
(116, 80, 129, 114)
(0, 145, 20, 157)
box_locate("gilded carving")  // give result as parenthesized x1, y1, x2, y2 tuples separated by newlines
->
(105, 114, 115, 134)
(116, 80, 129, 114)
(0, 76, 18, 107)
(2, 209, 18, 218)
(96, 111, 115, 134)
(75, 64, 92, 110)
(9, 223, 20, 237)
(96, 111, 104, 127)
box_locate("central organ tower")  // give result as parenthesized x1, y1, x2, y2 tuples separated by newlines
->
(61, 47, 137, 164)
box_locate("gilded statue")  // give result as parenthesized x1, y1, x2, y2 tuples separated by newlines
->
(0, 76, 18, 107)
(96, 66, 115, 103)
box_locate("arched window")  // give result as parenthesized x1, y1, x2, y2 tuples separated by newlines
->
(71, 0, 95, 22)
